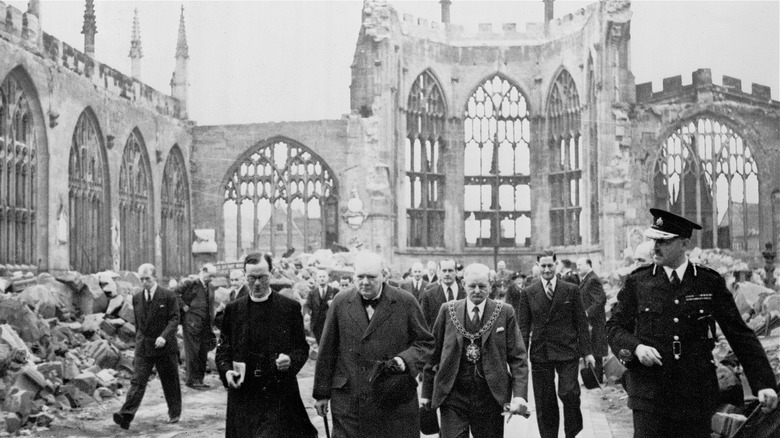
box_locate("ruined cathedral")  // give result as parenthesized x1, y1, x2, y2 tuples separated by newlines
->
(1, 0, 778, 278)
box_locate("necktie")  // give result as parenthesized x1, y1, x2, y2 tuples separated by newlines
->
(145, 289, 151, 303)
(545, 282, 554, 301)
(447, 286, 453, 302)
(361, 297, 380, 309)
(321, 287, 326, 299)
(671, 271, 681, 286)
(471, 306, 481, 329)
(230, 290, 236, 301)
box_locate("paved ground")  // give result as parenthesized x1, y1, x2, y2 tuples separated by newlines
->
(34, 359, 632, 438)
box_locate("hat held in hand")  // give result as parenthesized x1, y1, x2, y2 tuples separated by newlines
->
(367, 359, 417, 408)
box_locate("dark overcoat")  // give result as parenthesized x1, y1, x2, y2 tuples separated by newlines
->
(132, 286, 180, 357)
(517, 279, 592, 363)
(216, 292, 316, 438)
(313, 284, 433, 438)
(579, 271, 608, 357)
(606, 262, 776, 420)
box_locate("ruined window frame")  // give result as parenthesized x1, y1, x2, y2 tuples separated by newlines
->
(463, 74, 532, 249)
(161, 145, 191, 279)
(654, 117, 760, 251)
(405, 69, 446, 248)
(222, 138, 338, 260)
(547, 69, 583, 247)
(118, 129, 153, 271)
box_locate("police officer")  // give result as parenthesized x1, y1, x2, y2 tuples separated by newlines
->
(607, 208, 778, 438)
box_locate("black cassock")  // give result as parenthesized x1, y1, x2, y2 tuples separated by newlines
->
(216, 292, 316, 438)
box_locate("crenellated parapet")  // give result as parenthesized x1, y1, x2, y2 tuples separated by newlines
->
(0, 2, 41, 51)
(636, 68, 779, 108)
(39, 32, 184, 119)
(387, 1, 597, 46)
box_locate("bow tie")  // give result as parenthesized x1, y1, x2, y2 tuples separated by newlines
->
(361, 297, 380, 309)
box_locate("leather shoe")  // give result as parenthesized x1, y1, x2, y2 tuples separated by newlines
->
(113, 413, 130, 430)
(185, 381, 210, 390)
(168, 415, 180, 424)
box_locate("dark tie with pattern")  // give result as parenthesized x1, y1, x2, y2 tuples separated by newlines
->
(671, 271, 681, 286)
(545, 282, 554, 301)
(471, 306, 481, 330)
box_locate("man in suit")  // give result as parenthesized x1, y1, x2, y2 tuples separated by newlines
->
(313, 251, 433, 438)
(215, 269, 250, 331)
(422, 260, 438, 283)
(607, 209, 777, 438)
(305, 269, 338, 344)
(421, 263, 529, 438)
(576, 258, 608, 384)
(216, 252, 316, 438)
(400, 261, 428, 301)
(420, 259, 465, 328)
(175, 263, 216, 389)
(517, 251, 595, 438)
(113, 264, 181, 430)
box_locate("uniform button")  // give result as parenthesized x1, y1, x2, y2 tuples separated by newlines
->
(645, 308, 650, 311)
(674, 299, 679, 305)
(673, 318, 679, 323)
(673, 335, 679, 340)
(700, 309, 704, 314)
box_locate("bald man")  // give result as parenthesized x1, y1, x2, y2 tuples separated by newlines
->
(422, 263, 529, 438)
(314, 252, 433, 438)
(400, 261, 428, 301)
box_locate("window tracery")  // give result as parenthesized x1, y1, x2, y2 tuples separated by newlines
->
(118, 130, 153, 271)
(654, 118, 759, 250)
(406, 70, 445, 247)
(463, 75, 532, 248)
(161, 146, 190, 278)
(223, 139, 338, 260)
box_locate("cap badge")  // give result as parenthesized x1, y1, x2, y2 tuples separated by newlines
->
(655, 217, 664, 226)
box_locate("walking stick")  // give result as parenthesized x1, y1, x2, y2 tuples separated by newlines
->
(323, 413, 330, 438)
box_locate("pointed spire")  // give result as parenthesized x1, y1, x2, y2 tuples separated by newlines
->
(175, 4, 189, 59)
(129, 8, 142, 79)
(129, 8, 143, 58)
(440, 0, 452, 24)
(81, 0, 97, 57)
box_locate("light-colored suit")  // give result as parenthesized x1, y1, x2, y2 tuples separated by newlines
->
(422, 298, 529, 409)
(313, 284, 433, 438)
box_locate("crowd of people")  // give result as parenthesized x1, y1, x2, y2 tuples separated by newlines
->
(112, 208, 778, 438)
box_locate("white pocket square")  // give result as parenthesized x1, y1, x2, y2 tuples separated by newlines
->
(496, 327, 505, 333)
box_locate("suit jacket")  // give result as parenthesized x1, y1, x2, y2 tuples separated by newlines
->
(230, 284, 250, 301)
(420, 282, 466, 328)
(607, 263, 776, 419)
(216, 292, 316, 437)
(578, 270, 608, 357)
(422, 299, 529, 409)
(133, 286, 180, 357)
(175, 278, 215, 326)
(400, 278, 428, 301)
(517, 279, 592, 363)
(313, 284, 433, 438)
(214, 285, 250, 331)
(305, 285, 338, 342)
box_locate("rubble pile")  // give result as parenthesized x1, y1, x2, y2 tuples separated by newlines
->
(0, 269, 144, 434)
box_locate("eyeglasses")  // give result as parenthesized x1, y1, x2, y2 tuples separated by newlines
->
(246, 275, 270, 283)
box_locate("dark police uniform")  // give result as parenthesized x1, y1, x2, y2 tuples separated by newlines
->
(607, 209, 776, 438)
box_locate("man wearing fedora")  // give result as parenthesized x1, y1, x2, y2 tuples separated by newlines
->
(421, 263, 529, 438)
(607, 208, 778, 438)
(313, 251, 433, 438)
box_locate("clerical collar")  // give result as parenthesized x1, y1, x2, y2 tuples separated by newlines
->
(249, 290, 272, 303)
(662, 259, 689, 282)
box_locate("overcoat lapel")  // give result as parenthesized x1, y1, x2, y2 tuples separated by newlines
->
(481, 299, 497, 344)
(453, 300, 466, 349)
(364, 287, 394, 339)
(347, 293, 369, 335)
(549, 282, 569, 315)
(135, 294, 147, 329)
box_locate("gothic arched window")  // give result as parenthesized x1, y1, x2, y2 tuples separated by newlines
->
(119, 130, 153, 271)
(406, 70, 446, 247)
(464, 75, 531, 248)
(161, 145, 191, 278)
(587, 56, 599, 244)
(0, 71, 38, 266)
(69, 110, 110, 273)
(654, 118, 759, 250)
(223, 138, 338, 260)
(547, 69, 582, 246)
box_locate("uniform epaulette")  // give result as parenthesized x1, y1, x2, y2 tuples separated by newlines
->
(691, 263, 718, 276)
(627, 264, 654, 278)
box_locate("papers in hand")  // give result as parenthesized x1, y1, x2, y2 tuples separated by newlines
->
(230, 361, 246, 388)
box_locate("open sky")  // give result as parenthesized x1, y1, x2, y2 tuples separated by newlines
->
(9, 1, 780, 125)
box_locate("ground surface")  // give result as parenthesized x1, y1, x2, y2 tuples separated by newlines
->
(28, 361, 633, 438)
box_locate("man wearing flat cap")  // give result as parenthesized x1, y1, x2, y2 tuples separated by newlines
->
(607, 208, 778, 438)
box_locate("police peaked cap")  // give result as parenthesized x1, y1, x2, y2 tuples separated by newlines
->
(644, 208, 702, 240)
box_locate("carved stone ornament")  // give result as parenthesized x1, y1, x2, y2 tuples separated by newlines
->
(341, 187, 368, 229)
(362, 1, 392, 42)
